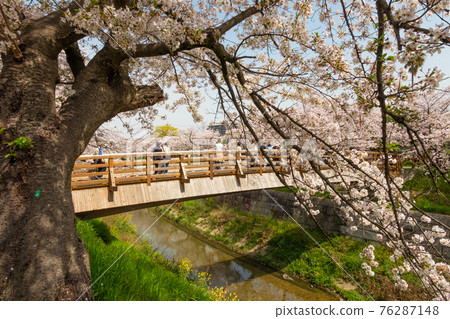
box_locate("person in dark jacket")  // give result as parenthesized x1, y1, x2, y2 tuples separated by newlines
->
(94, 148, 106, 179)
(153, 142, 163, 174)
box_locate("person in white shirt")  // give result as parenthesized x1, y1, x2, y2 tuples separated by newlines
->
(215, 140, 224, 169)
(249, 140, 259, 168)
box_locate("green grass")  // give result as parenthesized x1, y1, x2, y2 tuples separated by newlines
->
(77, 217, 212, 301)
(403, 170, 450, 215)
(267, 225, 426, 300)
(282, 236, 399, 299)
(173, 199, 310, 251)
(272, 187, 298, 193)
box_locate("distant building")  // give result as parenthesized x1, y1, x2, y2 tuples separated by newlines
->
(207, 124, 227, 136)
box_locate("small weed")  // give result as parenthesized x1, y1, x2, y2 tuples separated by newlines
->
(4, 136, 34, 159)
(110, 215, 137, 234)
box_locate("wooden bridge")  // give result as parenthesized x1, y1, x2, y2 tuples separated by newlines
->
(72, 149, 401, 219)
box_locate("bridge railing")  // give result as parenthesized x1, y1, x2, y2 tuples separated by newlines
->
(71, 149, 289, 190)
(71, 150, 401, 190)
(354, 151, 401, 172)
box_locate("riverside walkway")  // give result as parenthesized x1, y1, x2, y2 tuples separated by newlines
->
(72, 149, 400, 219)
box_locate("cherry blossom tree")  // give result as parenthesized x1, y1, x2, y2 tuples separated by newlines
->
(84, 124, 220, 153)
(166, 128, 220, 151)
(0, 0, 448, 300)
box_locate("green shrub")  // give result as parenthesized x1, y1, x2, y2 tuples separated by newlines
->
(403, 170, 450, 215)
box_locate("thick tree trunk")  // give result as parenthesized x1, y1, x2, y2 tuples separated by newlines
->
(0, 147, 92, 300)
(0, 38, 92, 300)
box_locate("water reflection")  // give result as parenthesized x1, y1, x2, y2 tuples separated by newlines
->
(127, 209, 336, 301)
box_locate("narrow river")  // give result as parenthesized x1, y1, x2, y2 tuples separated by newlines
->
(127, 209, 337, 301)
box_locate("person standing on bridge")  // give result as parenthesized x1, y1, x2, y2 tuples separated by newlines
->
(162, 143, 170, 174)
(153, 142, 163, 175)
(94, 148, 106, 179)
(214, 140, 224, 170)
(236, 142, 243, 159)
(249, 140, 259, 168)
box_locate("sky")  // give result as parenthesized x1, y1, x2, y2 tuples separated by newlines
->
(108, 89, 220, 137)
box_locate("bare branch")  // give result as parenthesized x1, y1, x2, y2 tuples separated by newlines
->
(64, 42, 85, 78)
(379, 0, 450, 48)
(134, 5, 261, 58)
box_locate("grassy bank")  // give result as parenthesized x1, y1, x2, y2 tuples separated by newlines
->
(154, 198, 430, 301)
(403, 170, 450, 215)
(77, 216, 214, 300)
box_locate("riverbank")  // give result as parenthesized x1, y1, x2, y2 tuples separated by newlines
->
(126, 209, 336, 300)
(152, 198, 431, 301)
(77, 216, 218, 300)
(403, 169, 450, 215)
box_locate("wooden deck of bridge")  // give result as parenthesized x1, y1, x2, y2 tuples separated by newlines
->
(72, 149, 401, 219)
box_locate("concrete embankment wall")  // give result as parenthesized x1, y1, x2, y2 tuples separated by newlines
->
(214, 190, 450, 260)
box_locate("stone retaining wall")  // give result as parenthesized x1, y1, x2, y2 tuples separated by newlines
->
(215, 190, 450, 260)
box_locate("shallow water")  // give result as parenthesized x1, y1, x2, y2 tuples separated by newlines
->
(127, 209, 337, 301)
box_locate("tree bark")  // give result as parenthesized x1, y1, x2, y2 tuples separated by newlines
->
(0, 28, 94, 299)
(0, 148, 92, 300)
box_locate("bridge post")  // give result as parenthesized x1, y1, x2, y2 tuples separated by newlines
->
(395, 153, 401, 173)
(179, 155, 190, 183)
(280, 153, 289, 174)
(235, 150, 245, 178)
(108, 158, 117, 192)
(146, 155, 152, 186)
(259, 151, 263, 175)
(209, 152, 214, 180)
